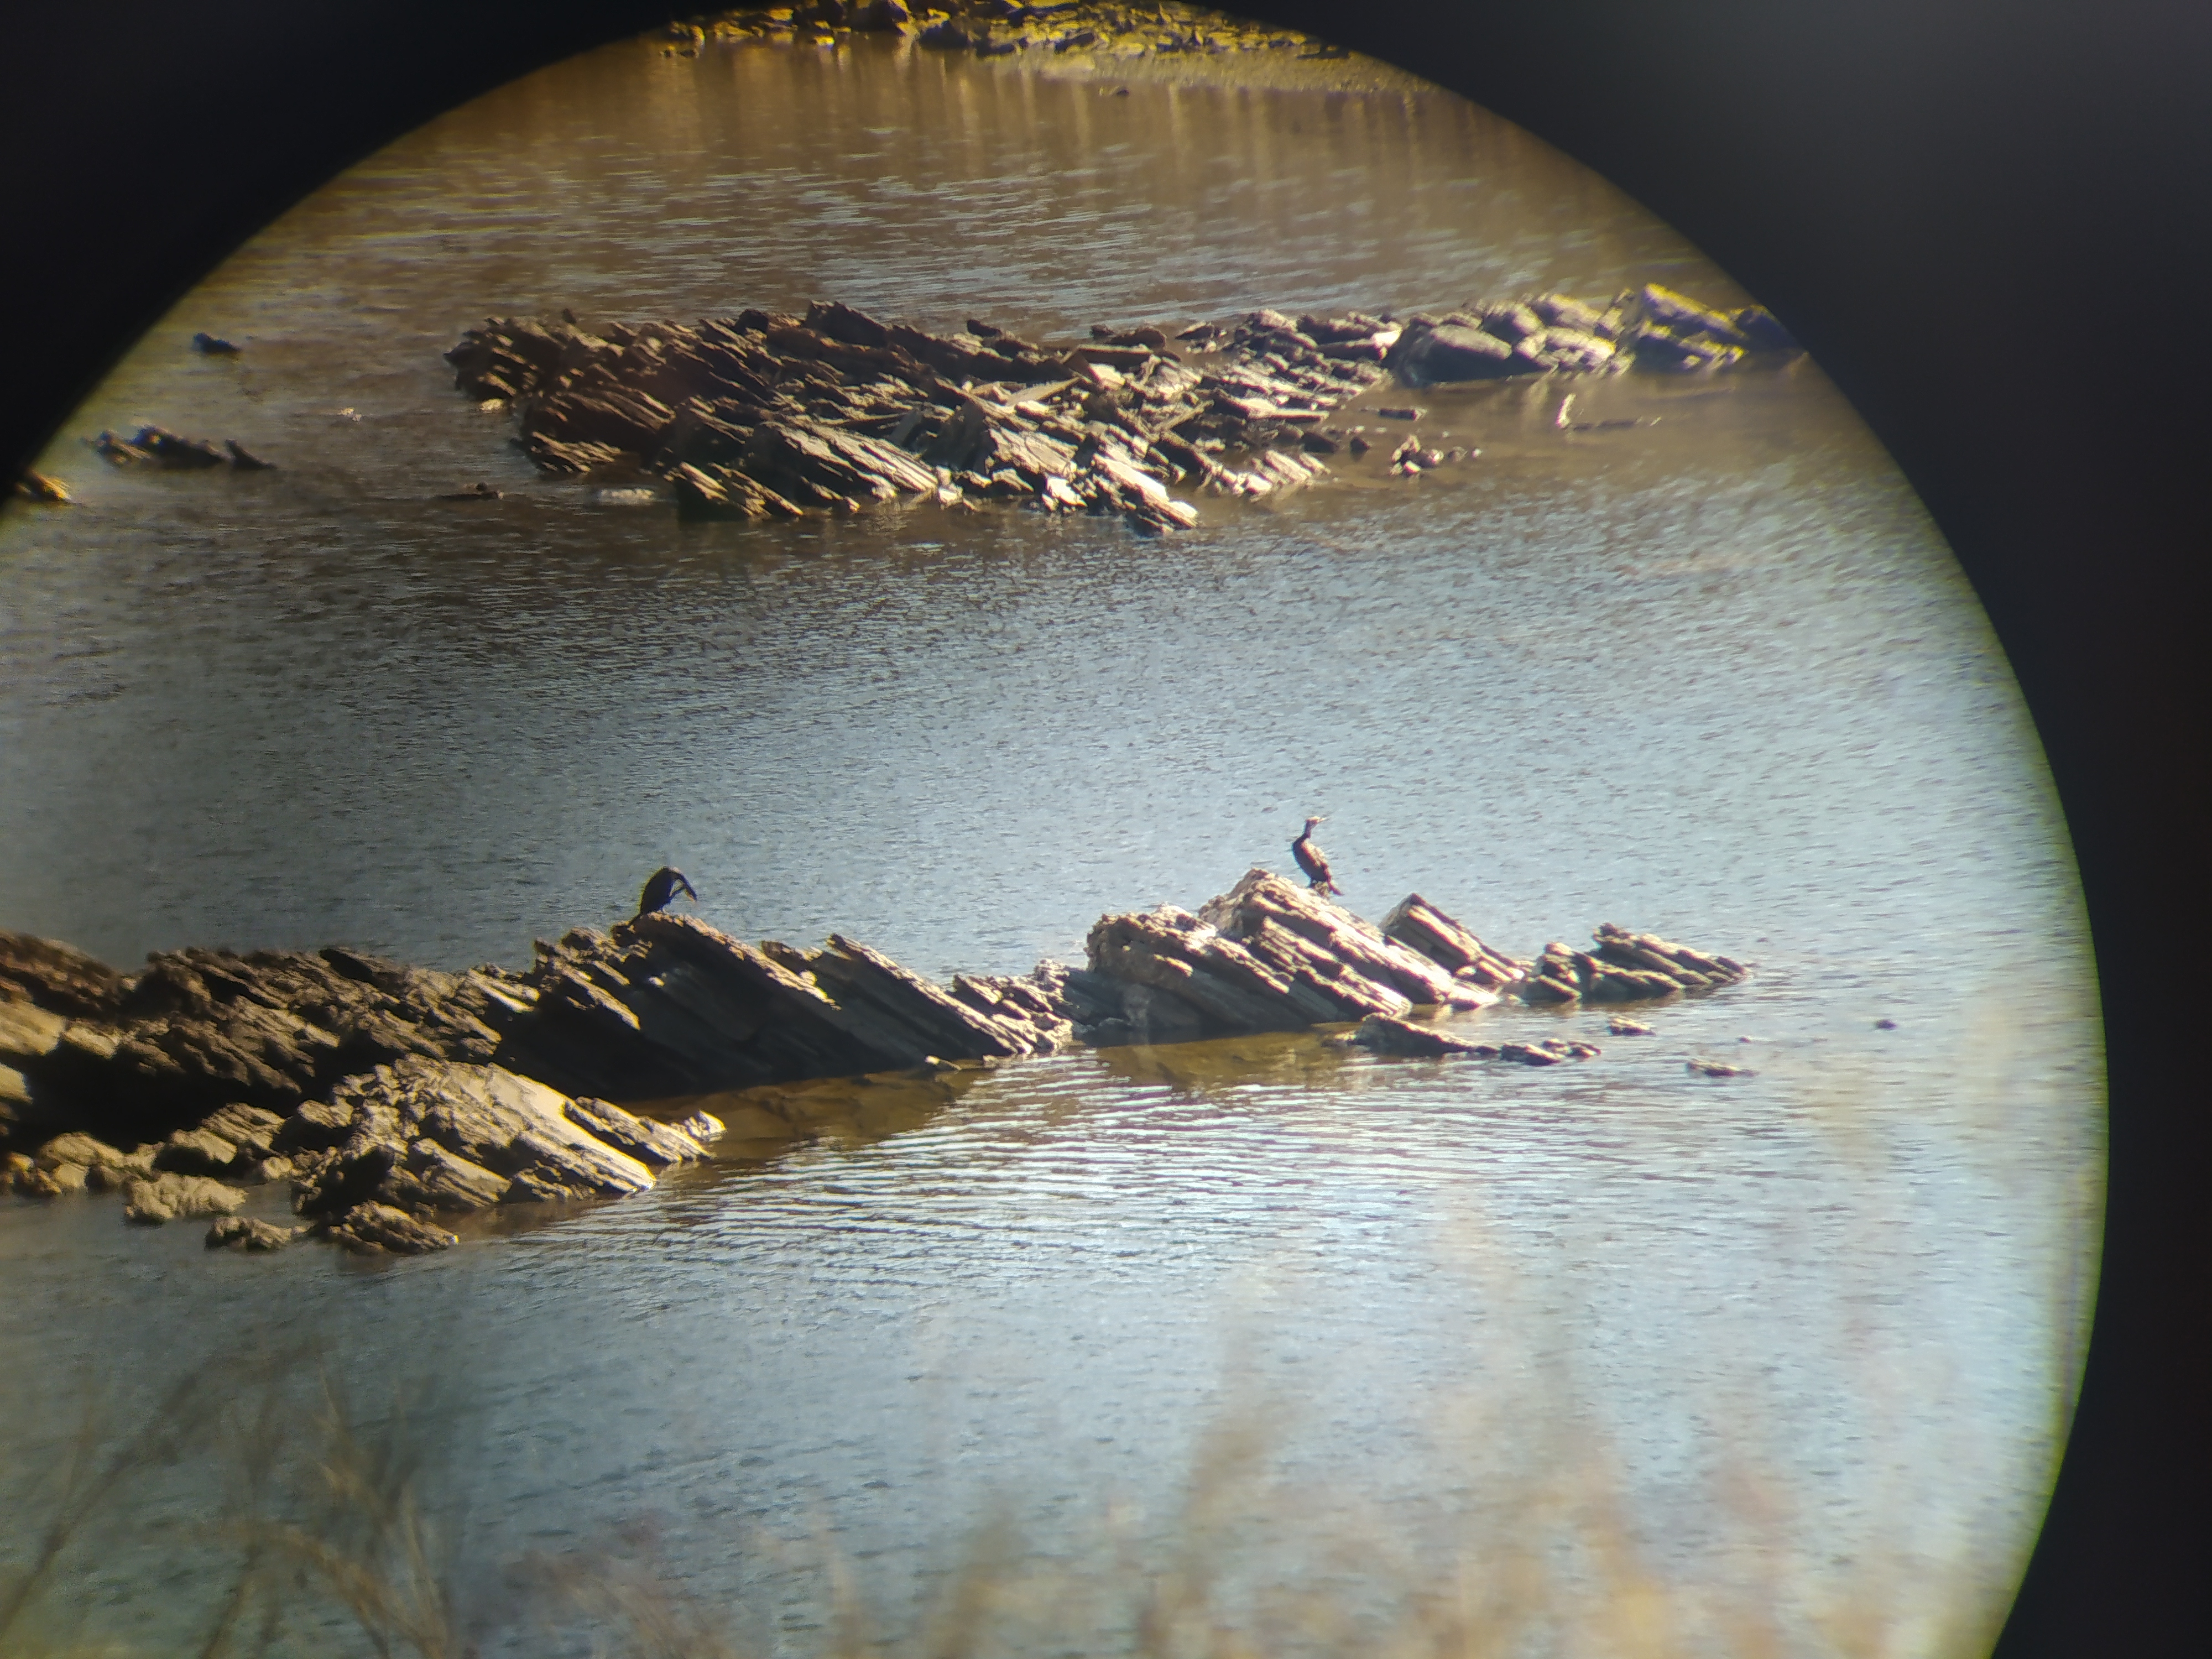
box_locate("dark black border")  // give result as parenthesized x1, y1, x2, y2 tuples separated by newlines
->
(6, 3, 2206, 1651)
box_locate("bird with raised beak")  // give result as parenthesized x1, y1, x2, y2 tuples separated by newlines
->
(1291, 816, 1341, 895)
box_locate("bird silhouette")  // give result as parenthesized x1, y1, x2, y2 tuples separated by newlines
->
(1291, 816, 1340, 895)
(636, 866, 699, 918)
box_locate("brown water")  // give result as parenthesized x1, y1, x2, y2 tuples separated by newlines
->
(0, 29, 2100, 1658)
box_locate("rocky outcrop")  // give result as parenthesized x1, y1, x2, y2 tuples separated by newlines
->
(322, 1202, 458, 1256)
(1385, 284, 1797, 385)
(283, 1057, 719, 1225)
(446, 300, 1384, 534)
(122, 1172, 248, 1225)
(445, 280, 1796, 530)
(4, 869, 1749, 1254)
(206, 1215, 306, 1251)
(90, 426, 274, 471)
(1067, 869, 1511, 1044)
(0, 934, 520, 1151)
(1519, 924, 1749, 1005)
(487, 912, 1073, 1102)
(700, 2, 1344, 68)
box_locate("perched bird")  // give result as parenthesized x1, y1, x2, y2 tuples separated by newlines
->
(1291, 816, 1341, 895)
(636, 866, 699, 918)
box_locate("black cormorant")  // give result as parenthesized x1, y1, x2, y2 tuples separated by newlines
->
(1291, 817, 1341, 895)
(637, 866, 699, 918)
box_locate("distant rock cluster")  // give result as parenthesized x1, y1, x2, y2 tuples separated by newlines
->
(680, 2, 1342, 64)
(444, 300, 1375, 533)
(1386, 283, 1796, 384)
(3, 869, 1748, 1256)
(440, 281, 1795, 533)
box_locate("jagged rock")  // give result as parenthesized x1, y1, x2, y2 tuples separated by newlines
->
(7, 938, 516, 1150)
(1199, 870, 1490, 1010)
(1379, 895, 1527, 990)
(1634, 284, 1752, 349)
(322, 1202, 456, 1255)
(1077, 871, 1498, 1044)
(1521, 926, 1747, 1005)
(488, 913, 1066, 1103)
(1590, 923, 1747, 988)
(669, 461, 805, 519)
(293, 1058, 687, 1219)
(122, 1172, 247, 1225)
(1, 931, 131, 1020)
(205, 1216, 305, 1251)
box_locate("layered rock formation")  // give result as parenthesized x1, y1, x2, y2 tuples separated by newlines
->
(2, 870, 1749, 1253)
(1519, 925, 1750, 1005)
(445, 300, 1366, 533)
(444, 281, 1795, 533)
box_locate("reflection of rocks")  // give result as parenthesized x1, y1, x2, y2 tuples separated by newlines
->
(1331, 1016, 1600, 1065)
(1520, 925, 1748, 1005)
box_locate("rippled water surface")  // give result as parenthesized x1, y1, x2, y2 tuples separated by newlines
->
(0, 29, 2100, 1658)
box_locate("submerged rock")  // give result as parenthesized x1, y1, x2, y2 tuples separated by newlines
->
(206, 1215, 305, 1251)
(1341, 1014, 1489, 1057)
(122, 1172, 248, 1225)
(1687, 1058, 1755, 1078)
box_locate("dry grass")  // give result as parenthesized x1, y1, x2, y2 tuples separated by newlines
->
(0, 1360, 1945, 1659)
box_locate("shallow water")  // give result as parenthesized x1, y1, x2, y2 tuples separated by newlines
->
(0, 29, 2100, 1658)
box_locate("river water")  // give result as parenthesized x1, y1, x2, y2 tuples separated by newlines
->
(0, 28, 2100, 1659)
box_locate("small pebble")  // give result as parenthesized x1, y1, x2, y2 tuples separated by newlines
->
(1875, 1018, 1897, 1030)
